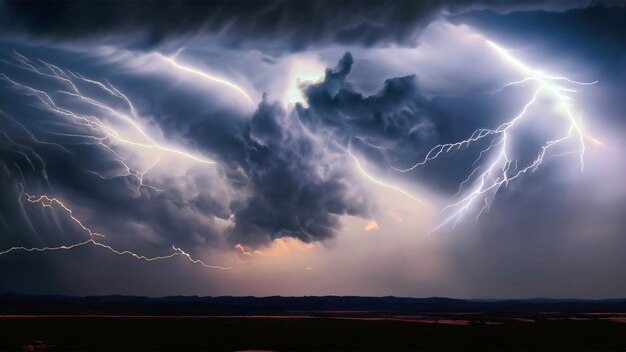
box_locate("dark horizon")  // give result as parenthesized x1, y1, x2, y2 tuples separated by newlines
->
(3, 292, 626, 301)
(3, 292, 626, 350)
(3, 293, 626, 317)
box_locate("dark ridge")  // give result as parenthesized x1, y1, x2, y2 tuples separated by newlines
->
(1, 293, 625, 316)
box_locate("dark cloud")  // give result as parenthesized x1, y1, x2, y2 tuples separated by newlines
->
(0, 46, 375, 252)
(0, 1, 440, 52)
(450, 4, 626, 65)
(295, 51, 526, 193)
(0, 0, 601, 54)
(299, 52, 430, 142)
(230, 97, 371, 245)
(0, 0, 625, 297)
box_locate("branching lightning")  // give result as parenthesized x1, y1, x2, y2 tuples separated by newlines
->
(0, 237, 231, 270)
(1, 51, 214, 189)
(395, 40, 599, 231)
(0, 73, 214, 164)
(0, 182, 230, 269)
(0, 52, 229, 270)
(24, 192, 106, 238)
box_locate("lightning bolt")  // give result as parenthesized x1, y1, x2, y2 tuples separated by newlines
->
(1, 51, 214, 194)
(0, 52, 229, 270)
(0, 184, 231, 270)
(156, 50, 255, 105)
(0, 239, 231, 270)
(2, 52, 214, 165)
(23, 192, 105, 238)
(347, 138, 428, 205)
(395, 39, 598, 231)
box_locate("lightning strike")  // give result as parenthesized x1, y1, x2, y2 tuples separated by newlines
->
(2, 52, 215, 165)
(0, 52, 229, 270)
(24, 191, 106, 238)
(156, 51, 255, 105)
(0, 187, 231, 270)
(395, 39, 598, 231)
(348, 139, 428, 205)
(0, 239, 231, 270)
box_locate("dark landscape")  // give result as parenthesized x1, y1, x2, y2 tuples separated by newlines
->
(1, 294, 626, 351)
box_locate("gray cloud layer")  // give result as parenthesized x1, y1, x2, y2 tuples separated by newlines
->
(0, 1, 602, 53)
(0, 0, 625, 297)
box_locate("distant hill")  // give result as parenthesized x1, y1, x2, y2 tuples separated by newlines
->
(1, 293, 625, 316)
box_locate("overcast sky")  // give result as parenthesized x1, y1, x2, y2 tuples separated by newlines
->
(0, 0, 625, 298)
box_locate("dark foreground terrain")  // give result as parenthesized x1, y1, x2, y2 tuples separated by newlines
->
(1, 294, 626, 351)
(3, 316, 626, 351)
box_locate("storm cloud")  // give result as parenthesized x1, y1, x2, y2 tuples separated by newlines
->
(0, 1, 601, 53)
(0, 0, 625, 298)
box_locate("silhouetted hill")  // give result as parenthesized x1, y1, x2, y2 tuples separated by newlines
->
(1, 293, 625, 316)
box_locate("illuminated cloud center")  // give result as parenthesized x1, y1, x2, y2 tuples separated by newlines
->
(283, 58, 325, 106)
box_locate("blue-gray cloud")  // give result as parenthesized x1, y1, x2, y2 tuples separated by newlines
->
(0, 0, 625, 298)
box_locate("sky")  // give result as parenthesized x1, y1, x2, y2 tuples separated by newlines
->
(0, 0, 625, 298)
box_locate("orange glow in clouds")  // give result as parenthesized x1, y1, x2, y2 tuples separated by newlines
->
(364, 219, 380, 232)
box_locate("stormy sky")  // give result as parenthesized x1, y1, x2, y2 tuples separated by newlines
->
(0, 0, 625, 298)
